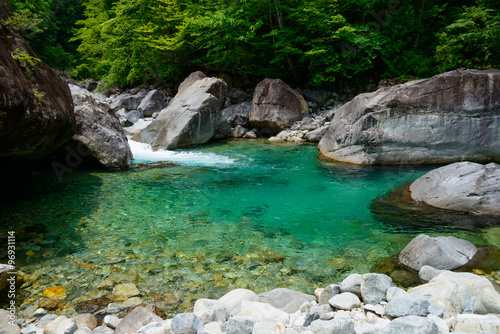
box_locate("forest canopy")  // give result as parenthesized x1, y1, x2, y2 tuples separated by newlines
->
(5, 0, 500, 90)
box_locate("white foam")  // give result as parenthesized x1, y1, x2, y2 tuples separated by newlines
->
(128, 139, 236, 167)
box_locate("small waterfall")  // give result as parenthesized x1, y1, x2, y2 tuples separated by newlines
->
(128, 139, 236, 167)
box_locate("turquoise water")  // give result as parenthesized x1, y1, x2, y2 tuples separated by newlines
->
(1, 140, 497, 316)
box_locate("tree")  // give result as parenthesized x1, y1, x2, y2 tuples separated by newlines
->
(436, 3, 500, 71)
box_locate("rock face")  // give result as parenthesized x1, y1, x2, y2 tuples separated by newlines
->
(318, 69, 500, 165)
(70, 85, 132, 169)
(132, 73, 227, 149)
(249, 79, 308, 133)
(399, 234, 477, 271)
(410, 161, 500, 216)
(0, 3, 75, 162)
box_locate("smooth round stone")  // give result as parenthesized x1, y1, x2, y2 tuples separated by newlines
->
(328, 292, 361, 310)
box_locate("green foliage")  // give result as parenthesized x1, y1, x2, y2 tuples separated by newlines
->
(8, 0, 84, 68)
(436, 3, 500, 71)
(9, 0, 499, 90)
(11, 48, 41, 68)
(1, 9, 43, 35)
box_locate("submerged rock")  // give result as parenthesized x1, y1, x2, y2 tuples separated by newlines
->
(410, 161, 500, 216)
(318, 69, 500, 165)
(370, 180, 500, 231)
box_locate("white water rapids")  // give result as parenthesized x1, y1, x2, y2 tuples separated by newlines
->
(128, 138, 236, 167)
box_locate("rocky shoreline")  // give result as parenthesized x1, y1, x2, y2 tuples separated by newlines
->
(5, 268, 500, 334)
(3, 235, 500, 334)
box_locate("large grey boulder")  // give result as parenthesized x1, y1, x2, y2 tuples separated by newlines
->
(132, 74, 227, 149)
(249, 79, 308, 133)
(398, 234, 477, 271)
(177, 71, 207, 94)
(257, 288, 315, 313)
(318, 69, 500, 165)
(114, 306, 163, 334)
(70, 85, 132, 169)
(409, 161, 500, 216)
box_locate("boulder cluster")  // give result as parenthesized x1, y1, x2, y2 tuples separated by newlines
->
(8, 265, 500, 334)
(112, 72, 341, 149)
(3, 235, 498, 334)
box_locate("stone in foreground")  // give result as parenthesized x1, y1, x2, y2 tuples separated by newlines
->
(360, 273, 392, 305)
(318, 69, 500, 165)
(328, 292, 361, 310)
(114, 306, 162, 334)
(399, 234, 477, 271)
(409, 161, 500, 216)
(451, 314, 500, 333)
(171, 313, 204, 334)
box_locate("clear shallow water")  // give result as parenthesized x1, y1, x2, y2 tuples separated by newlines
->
(0, 140, 497, 316)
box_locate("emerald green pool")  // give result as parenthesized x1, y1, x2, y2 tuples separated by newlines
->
(1, 140, 498, 316)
